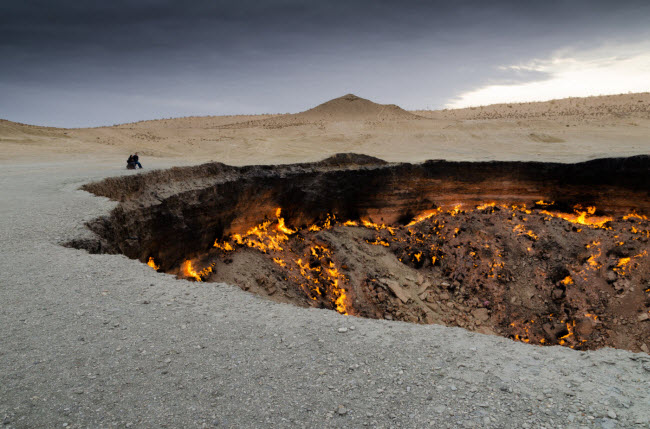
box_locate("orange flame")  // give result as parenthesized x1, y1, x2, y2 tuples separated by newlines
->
(540, 205, 612, 228)
(147, 257, 160, 270)
(181, 260, 212, 282)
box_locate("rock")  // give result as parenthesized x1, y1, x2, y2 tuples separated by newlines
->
(382, 279, 410, 303)
(439, 292, 450, 301)
(450, 385, 457, 391)
(576, 318, 596, 336)
(637, 312, 649, 322)
(471, 308, 490, 322)
(606, 271, 617, 283)
(337, 405, 348, 415)
(607, 410, 617, 419)
(613, 279, 630, 291)
(640, 343, 649, 353)
(337, 327, 348, 333)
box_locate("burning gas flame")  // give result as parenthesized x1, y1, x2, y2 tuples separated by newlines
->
(406, 208, 442, 227)
(181, 260, 213, 282)
(147, 257, 160, 270)
(540, 205, 612, 228)
(276, 208, 296, 234)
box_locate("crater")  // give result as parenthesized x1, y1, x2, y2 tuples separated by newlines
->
(71, 153, 650, 352)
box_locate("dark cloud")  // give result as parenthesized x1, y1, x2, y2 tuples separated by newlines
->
(1, 0, 649, 126)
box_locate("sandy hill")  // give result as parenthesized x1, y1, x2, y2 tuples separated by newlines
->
(296, 93, 418, 121)
(225, 94, 420, 129)
(413, 92, 650, 120)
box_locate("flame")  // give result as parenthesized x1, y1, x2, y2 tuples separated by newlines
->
(539, 205, 612, 228)
(613, 250, 647, 276)
(147, 257, 160, 270)
(513, 224, 539, 240)
(361, 218, 385, 230)
(476, 202, 496, 210)
(181, 260, 212, 282)
(448, 204, 463, 216)
(560, 275, 573, 285)
(584, 313, 598, 321)
(558, 320, 576, 344)
(276, 208, 296, 234)
(406, 208, 442, 226)
(343, 220, 358, 226)
(367, 237, 390, 247)
(623, 212, 648, 221)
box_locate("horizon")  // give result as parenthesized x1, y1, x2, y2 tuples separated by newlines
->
(4, 90, 650, 129)
(2, 0, 650, 127)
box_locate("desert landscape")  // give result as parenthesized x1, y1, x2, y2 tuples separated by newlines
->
(1, 93, 650, 428)
(2, 92, 649, 164)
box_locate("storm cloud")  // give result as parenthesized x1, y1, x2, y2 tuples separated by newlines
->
(2, 0, 649, 126)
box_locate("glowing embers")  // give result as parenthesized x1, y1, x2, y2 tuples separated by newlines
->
(539, 205, 613, 228)
(612, 250, 648, 276)
(510, 316, 585, 348)
(292, 245, 348, 314)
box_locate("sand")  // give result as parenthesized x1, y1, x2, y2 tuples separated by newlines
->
(1, 92, 649, 165)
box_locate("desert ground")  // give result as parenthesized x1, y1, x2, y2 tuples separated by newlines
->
(1, 93, 649, 428)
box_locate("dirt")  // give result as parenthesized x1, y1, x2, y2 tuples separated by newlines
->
(73, 153, 650, 353)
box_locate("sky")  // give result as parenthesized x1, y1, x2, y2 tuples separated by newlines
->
(1, 0, 650, 127)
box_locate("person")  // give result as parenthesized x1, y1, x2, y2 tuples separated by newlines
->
(132, 152, 143, 169)
(126, 154, 136, 169)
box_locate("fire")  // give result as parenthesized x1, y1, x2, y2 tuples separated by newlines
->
(539, 205, 612, 228)
(476, 202, 496, 210)
(147, 257, 160, 270)
(558, 320, 576, 345)
(623, 212, 648, 221)
(276, 208, 296, 234)
(513, 224, 539, 240)
(181, 260, 213, 282)
(367, 237, 390, 247)
(560, 275, 573, 285)
(361, 218, 385, 230)
(613, 250, 647, 276)
(406, 208, 442, 226)
(449, 204, 463, 216)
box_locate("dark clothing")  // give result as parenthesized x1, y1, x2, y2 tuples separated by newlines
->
(126, 154, 142, 169)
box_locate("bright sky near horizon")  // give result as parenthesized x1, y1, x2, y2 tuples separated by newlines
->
(1, 0, 649, 127)
(447, 43, 650, 108)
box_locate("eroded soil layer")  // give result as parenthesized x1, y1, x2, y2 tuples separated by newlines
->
(74, 154, 650, 352)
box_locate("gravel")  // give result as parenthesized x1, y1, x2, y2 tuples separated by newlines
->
(1, 158, 649, 428)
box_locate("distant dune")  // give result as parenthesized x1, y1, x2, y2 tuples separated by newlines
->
(1, 92, 648, 164)
(413, 92, 650, 120)
(296, 93, 419, 121)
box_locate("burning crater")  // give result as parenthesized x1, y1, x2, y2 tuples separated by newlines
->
(73, 154, 650, 352)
